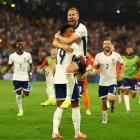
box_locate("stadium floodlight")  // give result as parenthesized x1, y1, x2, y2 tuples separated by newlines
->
(0, 38, 2, 43)
(11, 3, 16, 8)
(3, 1, 6, 5)
(116, 9, 120, 14)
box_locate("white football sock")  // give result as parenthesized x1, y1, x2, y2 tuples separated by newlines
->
(16, 94, 23, 113)
(72, 107, 81, 134)
(53, 107, 63, 134)
(47, 83, 55, 99)
(124, 95, 130, 110)
(45, 67, 55, 99)
(66, 73, 75, 100)
(102, 110, 107, 123)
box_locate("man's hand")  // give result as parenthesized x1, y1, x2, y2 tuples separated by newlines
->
(66, 47, 74, 53)
(92, 69, 100, 75)
(117, 73, 124, 81)
(29, 73, 32, 82)
(55, 32, 61, 40)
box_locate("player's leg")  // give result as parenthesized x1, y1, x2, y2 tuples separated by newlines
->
(60, 63, 78, 108)
(107, 85, 117, 113)
(22, 81, 31, 96)
(52, 101, 63, 138)
(124, 88, 131, 112)
(123, 78, 131, 112)
(41, 67, 56, 106)
(71, 84, 87, 139)
(130, 79, 137, 98)
(52, 84, 66, 138)
(99, 86, 108, 123)
(13, 81, 23, 116)
(117, 80, 124, 104)
(16, 90, 23, 116)
(82, 78, 91, 115)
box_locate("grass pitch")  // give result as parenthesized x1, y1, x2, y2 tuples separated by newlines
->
(0, 80, 140, 140)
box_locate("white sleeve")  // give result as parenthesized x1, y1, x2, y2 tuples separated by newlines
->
(74, 26, 87, 38)
(28, 53, 32, 64)
(94, 54, 99, 66)
(8, 54, 13, 65)
(117, 53, 123, 64)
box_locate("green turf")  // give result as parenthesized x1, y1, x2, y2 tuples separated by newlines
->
(0, 80, 140, 140)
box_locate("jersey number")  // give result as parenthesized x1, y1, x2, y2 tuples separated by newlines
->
(58, 49, 66, 64)
(106, 64, 109, 69)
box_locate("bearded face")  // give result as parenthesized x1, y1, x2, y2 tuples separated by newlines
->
(103, 40, 112, 52)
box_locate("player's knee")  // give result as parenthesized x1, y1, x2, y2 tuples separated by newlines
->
(131, 92, 136, 98)
(57, 100, 63, 107)
(71, 101, 79, 108)
(102, 98, 107, 104)
(16, 90, 22, 95)
(23, 91, 30, 96)
(66, 73, 75, 84)
(124, 89, 130, 95)
(108, 94, 115, 102)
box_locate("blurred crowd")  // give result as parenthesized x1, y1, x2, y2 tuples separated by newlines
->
(0, 8, 140, 67)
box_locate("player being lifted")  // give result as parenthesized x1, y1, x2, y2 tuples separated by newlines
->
(53, 7, 88, 108)
(94, 39, 124, 123)
(2, 39, 34, 116)
(37, 48, 56, 106)
(52, 23, 87, 138)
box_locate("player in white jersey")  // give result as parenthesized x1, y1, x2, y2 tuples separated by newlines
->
(2, 39, 34, 116)
(52, 23, 87, 139)
(53, 7, 88, 108)
(94, 40, 124, 123)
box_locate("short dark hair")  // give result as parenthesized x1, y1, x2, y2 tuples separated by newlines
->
(15, 39, 23, 45)
(59, 23, 72, 35)
(68, 7, 79, 15)
(12, 39, 23, 48)
(126, 46, 134, 50)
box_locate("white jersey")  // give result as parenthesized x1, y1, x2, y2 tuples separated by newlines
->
(54, 43, 81, 84)
(8, 51, 32, 81)
(74, 22, 88, 57)
(94, 51, 123, 86)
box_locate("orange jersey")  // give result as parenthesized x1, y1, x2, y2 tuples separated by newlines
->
(87, 52, 94, 66)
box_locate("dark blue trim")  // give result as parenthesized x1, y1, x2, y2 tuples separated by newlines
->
(82, 37, 87, 57)
(74, 22, 80, 30)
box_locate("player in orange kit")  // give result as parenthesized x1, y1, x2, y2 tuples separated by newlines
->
(77, 52, 94, 115)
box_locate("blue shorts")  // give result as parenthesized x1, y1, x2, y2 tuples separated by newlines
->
(117, 80, 124, 89)
(98, 85, 117, 99)
(55, 84, 80, 101)
(13, 80, 31, 92)
(78, 81, 84, 96)
(123, 78, 137, 92)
